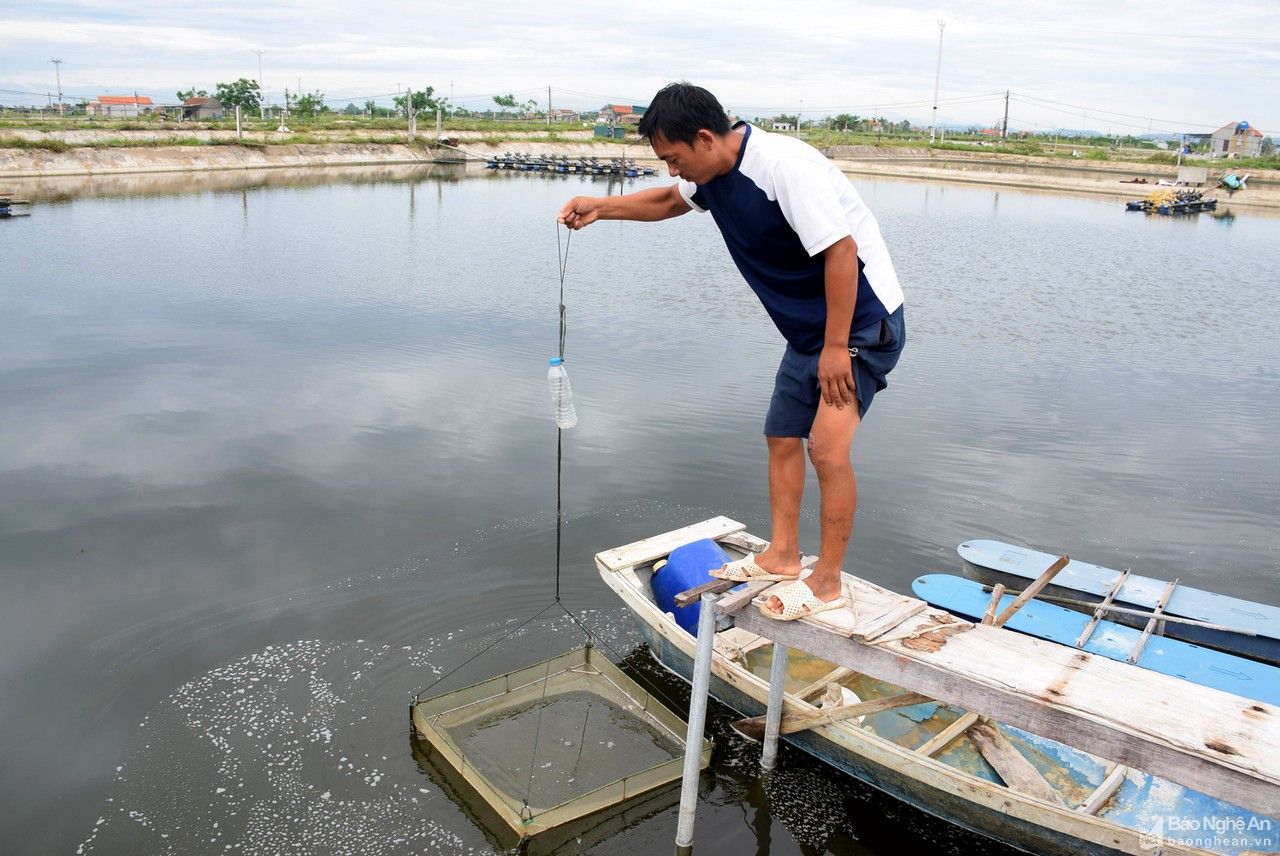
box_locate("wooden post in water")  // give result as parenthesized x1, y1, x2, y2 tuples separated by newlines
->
(675, 592, 717, 850)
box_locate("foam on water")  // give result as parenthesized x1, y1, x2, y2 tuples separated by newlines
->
(76, 595, 641, 856)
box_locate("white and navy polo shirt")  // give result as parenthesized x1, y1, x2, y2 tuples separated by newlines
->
(677, 122, 903, 354)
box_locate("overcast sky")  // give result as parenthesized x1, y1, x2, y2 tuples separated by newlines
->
(4, 0, 1278, 134)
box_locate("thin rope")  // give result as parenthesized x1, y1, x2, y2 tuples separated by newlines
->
(555, 223, 571, 359)
(555, 430, 563, 604)
(522, 627, 559, 809)
(553, 223, 572, 605)
(412, 601, 559, 701)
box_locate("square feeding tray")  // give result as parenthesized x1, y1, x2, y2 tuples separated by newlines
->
(410, 644, 711, 838)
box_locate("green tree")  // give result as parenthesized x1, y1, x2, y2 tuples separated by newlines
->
(774, 114, 798, 126)
(294, 90, 326, 117)
(831, 113, 860, 130)
(1261, 137, 1275, 157)
(492, 93, 519, 110)
(176, 88, 208, 101)
(394, 86, 441, 115)
(214, 78, 261, 111)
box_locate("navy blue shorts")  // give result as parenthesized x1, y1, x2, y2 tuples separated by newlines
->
(763, 306, 905, 438)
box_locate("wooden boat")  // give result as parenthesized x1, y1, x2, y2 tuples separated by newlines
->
(959, 540, 1280, 665)
(912, 573, 1280, 705)
(596, 519, 1280, 856)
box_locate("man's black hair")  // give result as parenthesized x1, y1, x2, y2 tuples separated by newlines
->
(636, 82, 730, 145)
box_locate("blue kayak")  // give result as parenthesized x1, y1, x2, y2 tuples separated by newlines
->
(958, 539, 1280, 666)
(913, 573, 1280, 706)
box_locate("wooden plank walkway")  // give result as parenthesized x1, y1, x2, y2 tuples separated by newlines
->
(729, 572, 1280, 817)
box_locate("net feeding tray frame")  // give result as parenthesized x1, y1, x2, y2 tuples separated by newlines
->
(410, 644, 711, 838)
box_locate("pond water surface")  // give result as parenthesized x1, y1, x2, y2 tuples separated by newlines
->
(1, 165, 1277, 855)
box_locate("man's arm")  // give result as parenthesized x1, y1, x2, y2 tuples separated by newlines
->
(558, 184, 690, 229)
(817, 235, 860, 410)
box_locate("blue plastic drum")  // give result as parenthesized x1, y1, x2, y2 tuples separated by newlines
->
(651, 538, 743, 634)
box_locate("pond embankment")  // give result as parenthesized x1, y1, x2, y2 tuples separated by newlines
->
(3, 136, 1276, 211)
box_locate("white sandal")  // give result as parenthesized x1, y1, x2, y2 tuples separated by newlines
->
(759, 580, 847, 621)
(709, 554, 801, 583)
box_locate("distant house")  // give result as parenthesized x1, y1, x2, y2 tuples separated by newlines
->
(182, 97, 224, 120)
(86, 95, 154, 118)
(599, 104, 630, 124)
(771, 120, 794, 132)
(549, 108, 578, 122)
(1210, 121, 1264, 158)
(597, 103, 647, 125)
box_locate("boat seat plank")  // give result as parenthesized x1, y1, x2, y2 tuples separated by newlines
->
(732, 570, 1280, 817)
(778, 691, 933, 735)
(713, 628, 768, 662)
(596, 516, 744, 571)
(916, 710, 982, 757)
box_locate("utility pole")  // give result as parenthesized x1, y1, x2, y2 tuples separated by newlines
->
(1002, 90, 1010, 140)
(396, 83, 402, 117)
(253, 49, 266, 119)
(547, 85, 552, 126)
(407, 87, 416, 141)
(929, 19, 946, 143)
(50, 58, 64, 115)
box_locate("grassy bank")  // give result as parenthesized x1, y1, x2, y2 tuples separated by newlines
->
(5, 116, 1277, 171)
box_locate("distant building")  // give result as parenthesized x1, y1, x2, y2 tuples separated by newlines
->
(771, 120, 794, 132)
(549, 108, 578, 122)
(86, 95, 153, 118)
(182, 97, 224, 120)
(1210, 121, 1264, 158)
(597, 104, 647, 126)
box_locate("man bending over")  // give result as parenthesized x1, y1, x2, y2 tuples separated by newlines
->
(558, 82, 905, 621)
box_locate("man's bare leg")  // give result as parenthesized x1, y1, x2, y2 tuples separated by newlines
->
(764, 400, 860, 613)
(751, 436, 806, 577)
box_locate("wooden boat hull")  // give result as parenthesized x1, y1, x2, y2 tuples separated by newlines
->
(596, 526, 1278, 856)
(635, 623, 1120, 856)
(958, 540, 1280, 666)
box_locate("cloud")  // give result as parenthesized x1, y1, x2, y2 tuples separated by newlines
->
(2, 0, 1277, 131)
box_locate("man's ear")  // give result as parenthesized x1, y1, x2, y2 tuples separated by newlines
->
(695, 128, 716, 149)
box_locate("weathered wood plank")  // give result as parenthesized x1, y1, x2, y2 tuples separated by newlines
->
(795, 666, 856, 702)
(734, 691, 933, 741)
(982, 583, 1005, 625)
(595, 516, 744, 571)
(1075, 569, 1130, 648)
(855, 599, 928, 641)
(969, 720, 1068, 807)
(780, 690, 932, 734)
(713, 627, 764, 662)
(734, 589, 1280, 817)
(870, 617, 971, 647)
(1077, 763, 1128, 815)
(993, 555, 1069, 627)
(1127, 579, 1178, 664)
(916, 710, 982, 757)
